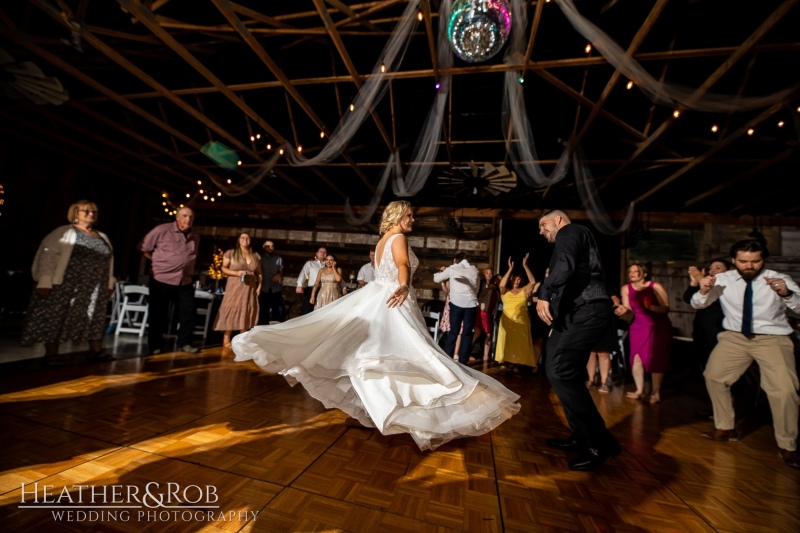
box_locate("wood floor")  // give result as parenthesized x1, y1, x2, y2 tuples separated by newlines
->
(0, 347, 798, 532)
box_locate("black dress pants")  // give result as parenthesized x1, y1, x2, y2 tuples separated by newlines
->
(445, 303, 478, 364)
(545, 301, 619, 452)
(257, 290, 283, 325)
(148, 278, 195, 352)
(300, 287, 314, 315)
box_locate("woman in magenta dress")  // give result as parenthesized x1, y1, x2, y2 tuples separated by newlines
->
(615, 263, 672, 403)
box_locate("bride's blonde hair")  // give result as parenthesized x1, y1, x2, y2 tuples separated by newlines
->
(379, 201, 412, 235)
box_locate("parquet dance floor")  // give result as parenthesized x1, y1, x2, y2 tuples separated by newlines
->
(0, 347, 797, 532)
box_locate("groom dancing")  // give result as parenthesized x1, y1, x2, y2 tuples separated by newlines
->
(536, 210, 621, 471)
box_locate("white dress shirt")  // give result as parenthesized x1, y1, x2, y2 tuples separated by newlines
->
(434, 260, 480, 308)
(357, 262, 375, 284)
(691, 268, 800, 335)
(297, 259, 324, 288)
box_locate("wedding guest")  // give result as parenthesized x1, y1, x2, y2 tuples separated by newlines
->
(296, 246, 326, 315)
(310, 254, 343, 309)
(258, 240, 283, 324)
(214, 232, 262, 348)
(23, 200, 115, 366)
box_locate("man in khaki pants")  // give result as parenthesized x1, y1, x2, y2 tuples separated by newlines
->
(692, 239, 800, 468)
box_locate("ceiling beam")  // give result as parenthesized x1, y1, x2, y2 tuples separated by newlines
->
(633, 95, 800, 205)
(210, 0, 375, 192)
(324, 0, 382, 32)
(81, 42, 800, 102)
(599, 0, 798, 190)
(311, 0, 394, 153)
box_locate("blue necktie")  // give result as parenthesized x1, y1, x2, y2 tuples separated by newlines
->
(742, 278, 754, 337)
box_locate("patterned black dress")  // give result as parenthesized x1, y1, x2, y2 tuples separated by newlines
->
(22, 231, 112, 344)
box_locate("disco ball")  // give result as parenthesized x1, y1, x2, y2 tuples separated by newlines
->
(448, 0, 512, 63)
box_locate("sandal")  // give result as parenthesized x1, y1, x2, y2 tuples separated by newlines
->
(625, 391, 642, 400)
(88, 351, 116, 362)
(598, 383, 610, 394)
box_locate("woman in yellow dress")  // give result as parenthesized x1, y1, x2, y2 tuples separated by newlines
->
(495, 254, 539, 373)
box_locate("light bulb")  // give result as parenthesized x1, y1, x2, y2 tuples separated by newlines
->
(747, 128, 754, 136)
(297, 146, 303, 153)
(349, 103, 355, 111)
(672, 109, 680, 118)
(210, 197, 215, 202)
(626, 81, 633, 90)
(180, 204, 184, 208)
(279, 148, 284, 155)
(250, 135, 255, 141)
(711, 124, 718, 133)
(203, 195, 208, 200)
(186, 193, 190, 198)
(161, 193, 167, 198)
(380, 63, 386, 73)
(256, 133, 261, 139)
(162, 202, 166, 206)
(417, 12, 423, 21)
(435, 82, 441, 90)
(197, 180, 202, 185)
(226, 179, 232, 184)
(778, 121, 785, 127)
(585, 44, 592, 54)
(266, 143, 271, 150)
(518, 77, 524, 84)
(164, 208, 169, 213)
(237, 160, 242, 166)
(320, 132, 325, 138)
(199, 189, 204, 194)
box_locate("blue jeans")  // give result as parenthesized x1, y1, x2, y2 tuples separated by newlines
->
(445, 303, 478, 364)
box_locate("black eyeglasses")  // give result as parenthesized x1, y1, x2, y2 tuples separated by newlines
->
(79, 209, 98, 214)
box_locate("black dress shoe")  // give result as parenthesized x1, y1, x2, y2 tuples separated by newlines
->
(569, 448, 610, 471)
(546, 437, 582, 451)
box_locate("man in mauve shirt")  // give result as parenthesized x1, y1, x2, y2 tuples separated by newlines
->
(139, 207, 200, 355)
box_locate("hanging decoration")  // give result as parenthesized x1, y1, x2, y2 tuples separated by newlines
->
(200, 141, 239, 171)
(437, 162, 517, 197)
(448, 0, 512, 63)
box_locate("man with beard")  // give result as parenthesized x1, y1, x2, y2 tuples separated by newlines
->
(692, 239, 800, 468)
(536, 210, 621, 471)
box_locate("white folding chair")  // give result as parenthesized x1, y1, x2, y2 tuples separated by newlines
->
(421, 311, 440, 343)
(115, 285, 149, 337)
(108, 281, 125, 326)
(193, 290, 215, 339)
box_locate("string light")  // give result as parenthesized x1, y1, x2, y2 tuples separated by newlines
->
(180, 204, 184, 208)
(217, 192, 222, 197)
(256, 133, 261, 139)
(778, 120, 785, 127)
(203, 195, 208, 200)
(518, 77, 524, 84)
(164, 208, 169, 213)
(320, 132, 325, 138)
(162, 202, 166, 206)
(380, 63, 386, 73)
(585, 43, 592, 54)
(266, 143, 272, 150)
(711, 124, 718, 133)
(797, 106, 800, 112)
(349, 103, 355, 112)
(672, 109, 680, 118)
(250, 135, 255, 141)
(199, 189, 204, 194)
(626, 81, 633, 90)
(186, 193, 190, 198)
(161, 193, 167, 198)
(237, 160, 242, 166)
(279, 148, 284, 155)
(226, 179, 232, 184)
(435, 82, 441, 90)
(197, 180, 202, 185)
(747, 128, 755, 136)
(297, 146, 303, 153)
(417, 11, 423, 21)
(210, 197, 215, 202)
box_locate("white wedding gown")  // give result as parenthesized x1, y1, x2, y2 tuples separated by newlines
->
(232, 234, 521, 450)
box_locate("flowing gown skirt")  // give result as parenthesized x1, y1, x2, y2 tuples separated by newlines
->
(233, 281, 521, 451)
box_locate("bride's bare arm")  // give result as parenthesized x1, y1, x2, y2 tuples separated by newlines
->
(387, 235, 411, 308)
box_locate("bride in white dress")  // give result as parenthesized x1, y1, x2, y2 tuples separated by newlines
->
(232, 201, 520, 450)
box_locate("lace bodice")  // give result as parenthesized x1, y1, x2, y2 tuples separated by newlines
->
(375, 234, 419, 309)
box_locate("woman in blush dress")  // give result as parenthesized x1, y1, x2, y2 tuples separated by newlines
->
(310, 254, 342, 309)
(615, 263, 672, 403)
(232, 201, 520, 451)
(213, 232, 261, 348)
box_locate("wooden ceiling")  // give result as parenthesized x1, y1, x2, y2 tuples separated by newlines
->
(1, 0, 799, 222)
